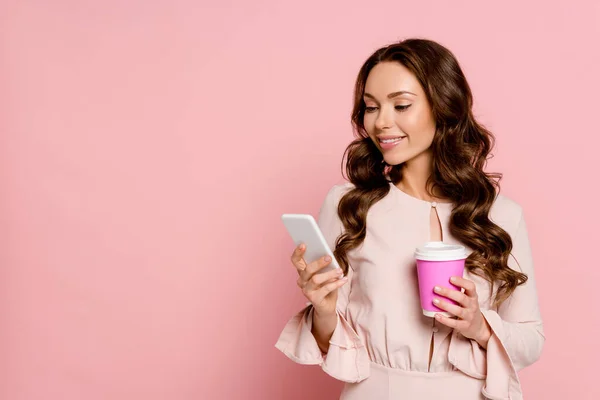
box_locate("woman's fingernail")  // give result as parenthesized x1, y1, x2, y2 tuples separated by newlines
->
(434, 286, 441, 292)
(450, 276, 457, 283)
(433, 298, 440, 304)
(324, 256, 331, 262)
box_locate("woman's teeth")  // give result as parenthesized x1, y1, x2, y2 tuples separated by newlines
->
(380, 138, 403, 143)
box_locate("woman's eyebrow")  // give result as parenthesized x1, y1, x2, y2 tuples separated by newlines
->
(363, 90, 417, 99)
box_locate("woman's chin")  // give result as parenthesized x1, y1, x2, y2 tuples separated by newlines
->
(383, 153, 406, 166)
(383, 146, 431, 167)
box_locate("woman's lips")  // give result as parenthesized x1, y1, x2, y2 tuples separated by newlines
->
(378, 136, 406, 150)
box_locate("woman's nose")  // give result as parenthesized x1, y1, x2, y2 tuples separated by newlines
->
(374, 107, 394, 130)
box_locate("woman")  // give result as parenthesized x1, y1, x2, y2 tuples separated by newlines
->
(275, 38, 544, 399)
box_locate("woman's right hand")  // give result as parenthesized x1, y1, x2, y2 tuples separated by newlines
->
(291, 243, 348, 316)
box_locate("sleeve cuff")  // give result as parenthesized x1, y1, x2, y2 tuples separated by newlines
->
(448, 310, 522, 400)
(275, 305, 370, 383)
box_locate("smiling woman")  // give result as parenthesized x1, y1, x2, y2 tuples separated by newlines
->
(362, 65, 434, 160)
(275, 38, 544, 400)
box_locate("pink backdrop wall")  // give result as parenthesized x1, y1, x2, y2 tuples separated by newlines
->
(1, 1, 598, 399)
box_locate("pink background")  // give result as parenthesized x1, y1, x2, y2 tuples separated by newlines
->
(1, 1, 598, 399)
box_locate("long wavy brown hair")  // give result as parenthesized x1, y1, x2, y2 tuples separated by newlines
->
(333, 38, 527, 307)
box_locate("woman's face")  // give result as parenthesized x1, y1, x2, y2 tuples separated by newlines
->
(362, 61, 436, 166)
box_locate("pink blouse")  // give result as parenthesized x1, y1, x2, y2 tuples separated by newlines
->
(275, 182, 544, 399)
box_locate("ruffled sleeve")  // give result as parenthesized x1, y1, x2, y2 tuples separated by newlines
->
(448, 208, 545, 400)
(275, 183, 371, 382)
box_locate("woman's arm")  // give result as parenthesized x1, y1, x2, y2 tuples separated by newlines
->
(445, 207, 545, 400)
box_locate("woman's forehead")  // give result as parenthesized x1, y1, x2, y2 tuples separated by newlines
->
(364, 62, 422, 98)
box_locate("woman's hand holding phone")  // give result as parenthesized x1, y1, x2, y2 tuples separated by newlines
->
(290, 243, 348, 317)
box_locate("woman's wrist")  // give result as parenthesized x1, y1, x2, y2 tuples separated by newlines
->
(311, 307, 338, 354)
(474, 314, 492, 349)
(313, 305, 336, 319)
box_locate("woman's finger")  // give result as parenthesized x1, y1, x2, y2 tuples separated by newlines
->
(304, 255, 333, 277)
(434, 313, 466, 329)
(434, 285, 469, 307)
(303, 266, 344, 293)
(311, 276, 348, 304)
(291, 243, 307, 272)
(297, 276, 307, 290)
(449, 276, 478, 298)
(433, 297, 466, 319)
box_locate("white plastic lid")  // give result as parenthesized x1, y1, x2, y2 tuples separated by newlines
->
(414, 241, 468, 261)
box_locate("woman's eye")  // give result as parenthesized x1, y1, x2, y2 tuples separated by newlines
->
(364, 105, 411, 113)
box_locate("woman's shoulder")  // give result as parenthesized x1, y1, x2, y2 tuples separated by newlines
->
(317, 182, 355, 233)
(490, 192, 525, 235)
(323, 181, 355, 204)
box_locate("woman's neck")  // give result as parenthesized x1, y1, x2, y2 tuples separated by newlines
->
(395, 151, 448, 203)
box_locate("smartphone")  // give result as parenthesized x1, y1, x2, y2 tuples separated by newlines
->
(281, 213, 341, 274)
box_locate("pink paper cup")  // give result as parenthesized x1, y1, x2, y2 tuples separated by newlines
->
(415, 242, 468, 318)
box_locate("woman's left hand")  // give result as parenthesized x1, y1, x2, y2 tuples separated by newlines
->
(433, 276, 492, 349)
